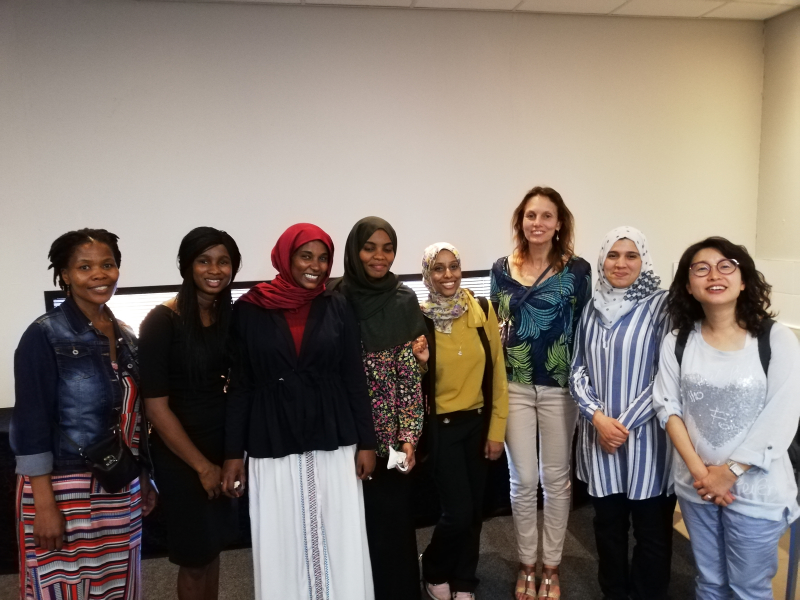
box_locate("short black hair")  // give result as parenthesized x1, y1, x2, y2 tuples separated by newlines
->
(47, 228, 121, 291)
(668, 236, 774, 337)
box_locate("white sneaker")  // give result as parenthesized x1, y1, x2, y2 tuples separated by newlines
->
(424, 582, 451, 600)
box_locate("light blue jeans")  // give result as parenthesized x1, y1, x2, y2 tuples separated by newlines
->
(679, 498, 788, 600)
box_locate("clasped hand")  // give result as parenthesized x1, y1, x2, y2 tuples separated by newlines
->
(592, 411, 628, 454)
(693, 465, 736, 507)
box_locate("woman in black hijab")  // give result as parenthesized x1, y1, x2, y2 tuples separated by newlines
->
(330, 216, 429, 600)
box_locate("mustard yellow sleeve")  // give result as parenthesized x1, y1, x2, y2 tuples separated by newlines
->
(485, 302, 509, 442)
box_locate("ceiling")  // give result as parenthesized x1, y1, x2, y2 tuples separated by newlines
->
(161, 0, 800, 21)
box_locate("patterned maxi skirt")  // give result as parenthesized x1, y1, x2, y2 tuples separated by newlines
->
(248, 444, 374, 600)
(16, 473, 142, 600)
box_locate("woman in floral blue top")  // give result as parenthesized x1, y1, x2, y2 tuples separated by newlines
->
(329, 216, 429, 600)
(490, 187, 591, 599)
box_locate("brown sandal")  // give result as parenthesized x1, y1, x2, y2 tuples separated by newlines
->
(515, 569, 537, 599)
(537, 567, 560, 599)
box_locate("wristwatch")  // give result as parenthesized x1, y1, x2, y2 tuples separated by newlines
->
(726, 459, 745, 479)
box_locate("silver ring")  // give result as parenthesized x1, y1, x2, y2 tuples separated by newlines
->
(705, 494, 713, 500)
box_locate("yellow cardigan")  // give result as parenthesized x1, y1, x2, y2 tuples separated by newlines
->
(433, 294, 509, 442)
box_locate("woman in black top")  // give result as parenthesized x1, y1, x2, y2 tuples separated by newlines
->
(139, 227, 242, 600)
(221, 223, 377, 600)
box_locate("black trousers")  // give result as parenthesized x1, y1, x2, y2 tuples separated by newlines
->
(363, 455, 421, 600)
(591, 492, 678, 600)
(422, 410, 488, 594)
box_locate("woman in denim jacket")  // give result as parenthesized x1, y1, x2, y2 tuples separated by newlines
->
(11, 228, 156, 600)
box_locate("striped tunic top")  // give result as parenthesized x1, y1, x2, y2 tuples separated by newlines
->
(569, 289, 672, 499)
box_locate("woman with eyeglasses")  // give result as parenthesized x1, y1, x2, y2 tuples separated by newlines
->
(419, 243, 508, 600)
(653, 236, 800, 599)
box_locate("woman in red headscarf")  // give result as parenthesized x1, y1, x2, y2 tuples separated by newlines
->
(221, 224, 377, 600)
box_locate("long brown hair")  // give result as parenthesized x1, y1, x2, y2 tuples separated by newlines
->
(511, 186, 575, 273)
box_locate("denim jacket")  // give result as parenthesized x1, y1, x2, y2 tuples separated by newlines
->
(11, 297, 140, 476)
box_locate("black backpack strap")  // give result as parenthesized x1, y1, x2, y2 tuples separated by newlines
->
(477, 296, 489, 318)
(476, 296, 494, 443)
(674, 327, 692, 368)
(422, 316, 437, 417)
(675, 320, 773, 375)
(757, 318, 774, 376)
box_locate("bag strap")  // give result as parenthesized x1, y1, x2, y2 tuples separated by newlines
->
(51, 411, 124, 459)
(51, 420, 86, 456)
(758, 318, 774, 375)
(477, 295, 490, 319)
(675, 319, 773, 375)
(476, 297, 494, 444)
(513, 262, 553, 310)
(422, 316, 437, 418)
(674, 327, 691, 368)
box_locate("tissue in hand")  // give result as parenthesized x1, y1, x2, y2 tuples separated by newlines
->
(387, 446, 408, 471)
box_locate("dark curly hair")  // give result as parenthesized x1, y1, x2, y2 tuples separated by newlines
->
(668, 236, 774, 337)
(47, 228, 121, 291)
(511, 186, 575, 273)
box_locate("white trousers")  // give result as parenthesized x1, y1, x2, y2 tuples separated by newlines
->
(505, 382, 578, 566)
(249, 445, 375, 600)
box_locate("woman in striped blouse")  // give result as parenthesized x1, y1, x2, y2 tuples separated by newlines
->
(569, 227, 675, 600)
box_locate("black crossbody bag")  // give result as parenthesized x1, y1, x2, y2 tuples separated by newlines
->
(53, 416, 140, 493)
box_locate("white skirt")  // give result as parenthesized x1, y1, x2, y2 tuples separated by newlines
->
(249, 445, 375, 600)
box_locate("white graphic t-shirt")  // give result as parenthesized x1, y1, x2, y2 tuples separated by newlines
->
(654, 321, 800, 522)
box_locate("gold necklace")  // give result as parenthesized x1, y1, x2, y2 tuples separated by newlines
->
(452, 322, 464, 356)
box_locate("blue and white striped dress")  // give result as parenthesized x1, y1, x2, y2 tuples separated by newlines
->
(569, 289, 672, 499)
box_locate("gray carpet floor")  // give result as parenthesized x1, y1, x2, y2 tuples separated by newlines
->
(0, 505, 697, 599)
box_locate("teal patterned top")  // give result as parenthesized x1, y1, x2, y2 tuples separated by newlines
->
(490, 256, 592, 388)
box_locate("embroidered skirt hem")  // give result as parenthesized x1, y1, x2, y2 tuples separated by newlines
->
(249, 445, 374, 600)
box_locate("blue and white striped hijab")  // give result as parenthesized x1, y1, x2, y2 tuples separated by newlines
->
(593, 226, 661, 328)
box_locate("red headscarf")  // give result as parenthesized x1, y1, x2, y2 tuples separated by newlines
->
(239, 223, 334, 310)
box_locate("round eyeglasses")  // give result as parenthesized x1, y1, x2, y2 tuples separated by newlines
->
(689, 258, 739, 278)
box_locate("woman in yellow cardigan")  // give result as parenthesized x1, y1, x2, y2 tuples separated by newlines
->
(418, 242, 509, 600)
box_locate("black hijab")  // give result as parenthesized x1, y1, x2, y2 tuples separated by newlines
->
(329, 216, 427, 353)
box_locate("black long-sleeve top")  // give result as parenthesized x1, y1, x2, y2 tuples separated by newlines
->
(224, 292, 377, 460)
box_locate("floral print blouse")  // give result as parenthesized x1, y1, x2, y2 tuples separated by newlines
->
(362, 341, 424, 458)
(490, 256, 592, 388)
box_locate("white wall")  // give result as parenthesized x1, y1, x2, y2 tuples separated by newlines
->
(0, 0, 766, 407)
(756, 7, 800, 331)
